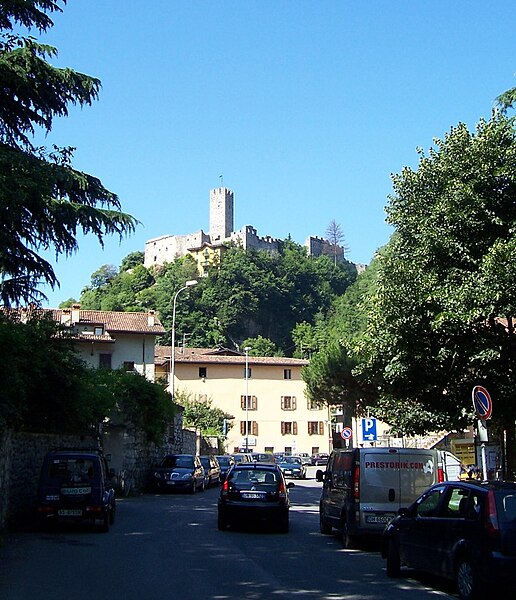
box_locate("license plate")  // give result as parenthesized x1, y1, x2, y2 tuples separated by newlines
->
(58, 509, 82, 516)
(284, 470, 292, 475)
(166, 481, 176, 485)
(365, 514, 393, 524)
(241, 492, 265, 499)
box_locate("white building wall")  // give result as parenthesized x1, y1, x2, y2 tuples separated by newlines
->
(74, 334, 157, 381)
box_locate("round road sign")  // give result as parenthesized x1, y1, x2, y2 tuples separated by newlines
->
(340, 427, 353, 440)
(472, 385, 493, 420)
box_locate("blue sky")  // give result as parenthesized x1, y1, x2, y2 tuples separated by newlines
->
(31, 0, 516, 306)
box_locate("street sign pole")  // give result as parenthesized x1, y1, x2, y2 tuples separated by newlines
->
(472, 386, 493, 480)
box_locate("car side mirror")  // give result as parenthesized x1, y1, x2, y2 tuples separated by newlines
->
(316, 469, 324, 482)
(287, 481, 295, 488)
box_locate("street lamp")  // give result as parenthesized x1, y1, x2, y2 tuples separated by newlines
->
(170, 280, 198, 400)
(244, 346, 251, 452)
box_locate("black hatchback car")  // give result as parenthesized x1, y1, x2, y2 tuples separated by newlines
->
(217, 463, 293, 533)
(382, 479, 516, 600)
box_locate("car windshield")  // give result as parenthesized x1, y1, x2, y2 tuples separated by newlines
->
(282, 457, 301, 464)
(228, 468, 278, 489)
(217, 456, 232, 466)
(47, 457, 96, 483)
(161, 456, 193, 469)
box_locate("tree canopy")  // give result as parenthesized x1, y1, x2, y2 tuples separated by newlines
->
(77, 241, 358, 355)
(0, 0, 137, 306)
(358, 114, 516, 471)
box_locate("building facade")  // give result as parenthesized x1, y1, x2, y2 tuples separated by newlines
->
(46, 305, 166, 381)
(155, 346, 332, 456)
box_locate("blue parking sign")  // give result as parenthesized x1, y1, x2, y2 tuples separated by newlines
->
(362, 418, 377, 442)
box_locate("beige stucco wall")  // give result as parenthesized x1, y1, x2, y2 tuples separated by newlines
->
(173, 361, 331, 456)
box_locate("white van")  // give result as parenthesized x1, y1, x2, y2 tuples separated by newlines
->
(316, 447, 452, 547)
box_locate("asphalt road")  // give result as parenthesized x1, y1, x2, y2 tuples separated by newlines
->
(0, 469, 455, 600)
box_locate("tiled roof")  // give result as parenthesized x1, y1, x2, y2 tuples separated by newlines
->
(155, 345, 309, 367)
(54, 310, 167, 334)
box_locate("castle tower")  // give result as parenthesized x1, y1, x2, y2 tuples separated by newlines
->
(209, 187, 234, 242)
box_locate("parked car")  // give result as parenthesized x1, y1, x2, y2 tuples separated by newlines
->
(150, 454, 205, 493)
(216, 455, 234, 481)
(36, 448, 116, 532)
(294, 453, 312, 466)
(278, 455, 307, 479)
(252, 452, 276, 463)
(311, 453, 329, 466)
(317, 447, 446, 548)
(382, 479, 516, 600)
(200, 455, 221, 487)
(217, 463, 293, 533)
(230, 453, 253, 464)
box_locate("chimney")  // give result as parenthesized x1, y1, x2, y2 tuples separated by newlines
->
(61, 308, 71, 325)
(71, 304, 80, 324)
(147, 310, 155, 327)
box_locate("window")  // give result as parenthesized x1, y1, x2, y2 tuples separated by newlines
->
(308, 421, 324, 435)
(243, 367, 252, 379)
(240, 421, 258, 435)
(283, 369, 292, 380)
(199, 367, 207, 378)
(281, 396, 297, 410)
(415, 488, 444, 518)
(99, 354, 112, 369)
(94, 326, 104, 336)
(284, 446, 292, 455)
(123, 361, 135, 372)
(241, 395, 257, 410)
(307, 398, 320, 410)
(281, 421, 298, 435)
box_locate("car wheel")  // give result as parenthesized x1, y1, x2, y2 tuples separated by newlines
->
(109, 501, 116, 525)
(456, 557, 481, 600)
(200, 479, 205, 492)
(341, 522, 356, 549)
(319, 511, 332, 535)
(217, 514, 227, 531)
(100, 511, 110, 533)
(386, 539, 400, 577)
(278, 515, 289, 534)
(190, 480, 196, 494)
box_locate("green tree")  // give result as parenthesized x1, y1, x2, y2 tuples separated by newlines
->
(176, 391, 230, 437)
(363, 114, 516, 473)
(242, 335, 283, 357)
(0, 1, 137, 306)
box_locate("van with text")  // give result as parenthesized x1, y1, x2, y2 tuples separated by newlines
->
(316, 447, 447, 547)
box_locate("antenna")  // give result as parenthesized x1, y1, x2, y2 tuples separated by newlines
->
(219, 174, 224, 188)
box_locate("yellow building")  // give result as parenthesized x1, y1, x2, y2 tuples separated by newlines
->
(155, 346, 331, 456)
(187, 242, 224, 277)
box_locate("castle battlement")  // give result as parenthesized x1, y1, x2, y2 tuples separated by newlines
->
(144, 188, 345, 270)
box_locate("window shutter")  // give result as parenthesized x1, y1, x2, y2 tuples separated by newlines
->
(241, 396, 245, 410)
(252, 395, 257, 410)
(281, 396, 285, 410)
(281, 421, 285, 435)
(240, 421, 245, 435)
(292, 396, 297, 410)
(319, 421, 324, 435)
(293, 422, 298, 435)
(252, 421, 258, 436)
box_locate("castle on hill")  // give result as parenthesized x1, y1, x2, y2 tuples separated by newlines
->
(144, 187, 345, 275)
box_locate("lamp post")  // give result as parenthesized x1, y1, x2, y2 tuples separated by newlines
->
(244, 346, 251, 452)
(170, 280, 198, 400)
